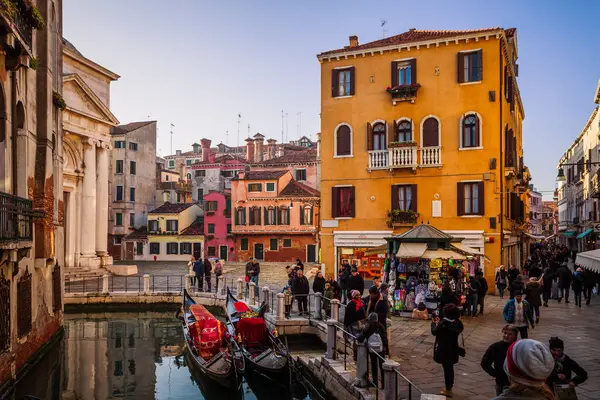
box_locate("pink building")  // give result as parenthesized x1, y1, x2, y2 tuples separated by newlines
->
(203, 190, 234, 261)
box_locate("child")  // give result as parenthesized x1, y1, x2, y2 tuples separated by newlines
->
(323, 282, 334, 318)
(282, 285, 293, 319)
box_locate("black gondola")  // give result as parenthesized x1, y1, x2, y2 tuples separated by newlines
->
(180, 289, 244, 390)
(225, 288, 290, 382)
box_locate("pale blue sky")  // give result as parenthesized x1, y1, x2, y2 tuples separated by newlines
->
(63, 0, 600, 198)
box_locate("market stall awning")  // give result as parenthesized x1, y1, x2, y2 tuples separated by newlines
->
(396, 242, 427, 258)
(451, 242, 483, 255)
(576, 228, 594, 240)
(524, 233, 546, 240)
(576, 249, 600, 273)
(363, 244, 388, 256)
(562, 231, 577, 237)
(422, 249, 467, 260)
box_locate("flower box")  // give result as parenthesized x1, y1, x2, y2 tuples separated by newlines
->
(389, 141, 417, 148)
(385, 84, 420, 101)
(386, 209, 419, 227)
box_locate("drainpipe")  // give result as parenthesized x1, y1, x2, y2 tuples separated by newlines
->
(499, 39, 504, 267)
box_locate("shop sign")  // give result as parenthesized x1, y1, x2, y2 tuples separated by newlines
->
(322, 220, 339, 228)
(594, 223, 600, 233)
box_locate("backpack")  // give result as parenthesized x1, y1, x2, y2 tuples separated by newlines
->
(214, 263, 223, 276)
(367, 332, 383, 353)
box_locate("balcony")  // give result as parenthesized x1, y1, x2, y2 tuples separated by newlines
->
(0, 1, 34, 53)
(419, 146, 441, 167)
(369, 145, 441, 170)
(158, 181, 192, 192)
(386, 84, 421, 105)
(231, 224, 316, 235)
(0, 191, 34, 243)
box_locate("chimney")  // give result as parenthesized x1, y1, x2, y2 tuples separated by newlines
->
(176, 150, 182, 156)
(349, 35, 358, 48)
(409, 28, 416, 32)
(200, 138, 212, 162)
(266, 139, 277, 160)
(245, 137, 255, 162)
(253, 133, 265, 162)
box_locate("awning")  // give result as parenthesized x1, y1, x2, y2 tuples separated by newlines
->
(396, 242, 427, 258)
(576, 249, 600, 273)
(576, 228, 594, 240)
(451, 242, 483, 255)
(363, 244, 388, 256)
(524, 233, 546, 240)
(422, 249, 468, 260)
(562, 231, 577, 237)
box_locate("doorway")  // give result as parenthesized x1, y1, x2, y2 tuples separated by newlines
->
(219, 245, 228, 261)
(254, 243, 264, 261)
(307, 244, 316, 263)
(193, 243, 202, 260)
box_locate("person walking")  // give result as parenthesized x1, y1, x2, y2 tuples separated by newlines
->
(468, 275, 481, 317)
(490, 339, 555, 400)
(365, 285, 389, 329)
(541, 265, 554, 307)
(296, 258, 304, 271)
(338, 267, 349, 304)
(357, 313, 388, 389)
(214, 259, 223, 294)
(510, 275, 525, 300)
(507, 265, 519, 292)
(439, 283, 459, 317)
(291, 268, 309, 316)
(312, 271, 326, 295)
(546, 337, 588, 391)
(557, 262, 572, 303)
(193, 258, 205, 292)
(204, 258, 212, 292)
(476, 272, 489, 315)
(496, 266, 508, 299)
(249, 258, 260, 297)
(583, 267, 596, 305)
(571, 267, 585, 308)
(529, 262, 542, 279)
(344, 290, 366, 335)
(188, 257, 196, 287)
(480, 324, 519, 395)
(348, 267, 365, 302)
(431, 304, 464, 398)
(503, 292, 535, 338)
(524, 277, 542, 324)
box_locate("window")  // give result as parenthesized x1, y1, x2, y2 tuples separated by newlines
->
(295, 169, 307, 181)
(130, 161, 136, 175)
(392, 185, 417, 211)
(369, 122, 386, 151)
(136, 242, 143, 255)
(148, 220, 158, 232)
(332, 186, 355, 218)
(116, 185, 123, 201)
(115, 332, 122, 348)
(129, 142, 138, 151)
(168, 160, 175, 168)
(207, 246, 216, 257)
(227, 224, 232, 233)
(270, 238, 278, 251)
(197, 188, 204, 201)
(186, 159, 192, 166)
(180, 242, 192, 255)
(129, 187, 135, 202)
(335, 124, 352, 156)
(283, 239, 292, 248)
(194, 159, 200, 164)
(248, 183, 262, 192)
(166, 220, 178, 232)
(392, 60, 416, 86)
(129, 213, 135, 227)
(165, 175, 169, 181)
(396, 120, 412, 142)
(115, 213, 123, 226)
(458, 182, 484, 216)
(187, 173, 192, 180)
(208, 224, 215, 234)
(115, 160, 124, 174)
(176, 192, 181, 203)
(266, 182, 275, 192)
(166, 243, 179, 254)
(331, 67, 355, 97)
(235, 208, 246, 225)
(114, 236, 122, 245)
(249, 207, 262, 225)
(128, 360, 136, 375)
(221, 170, 234, 178)
(461, 114, 480, 148)
(240, 238, 249, 251)
(422, 117, 440, 147)
(114, 141, 125, 149)
(278, 207, 290, 225)
(195, 170, 206, 177)
(300, 206, 313, 225)
(458, 50, 483, 83)
(150, 243, 160, 254)
(206, 201, 218, 211)
(114, 361, 123, 377)
(265, 207, 276, 225)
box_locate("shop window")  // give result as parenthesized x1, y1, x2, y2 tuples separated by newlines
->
(332, 186, 355, 218)
(282, 239, 292, 248)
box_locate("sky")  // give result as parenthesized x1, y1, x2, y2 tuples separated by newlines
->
(63, 0, 600, 199)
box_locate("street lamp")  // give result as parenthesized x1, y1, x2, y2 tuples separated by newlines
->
(556, 167, 566, 182)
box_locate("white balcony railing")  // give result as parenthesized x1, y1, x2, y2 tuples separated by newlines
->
(367, 145, 421, 170)
(419, 146, 441, 167)
(368, 150, 389, 169)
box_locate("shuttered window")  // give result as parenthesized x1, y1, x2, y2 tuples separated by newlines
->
(391, 59, 417, 87)
(422, 118, 439, 147)
(457, 50, 483, 83)
(270, 238, 278, 251)
(457, 182, 484, 216)
(332, 187, 355, 218)
(278, 207, 290, 225)
(264, 207, 276, 225)
(461, 114, 480, 148)
(240, 238, 249, 251)
(391, 185, 417, 211)
(235, 208, 246, 225)
(397, 120, 412, 142)
(332, 67, 355, 97)
(335, 125, 352, 156)
(248, 183, 262, 192)
(248, 207, 261, 225)
(300, 206, 313, 225)
(367, 122, 386, 151)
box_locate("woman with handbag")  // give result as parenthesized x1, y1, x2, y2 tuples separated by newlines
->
(432, 303, 464, 398)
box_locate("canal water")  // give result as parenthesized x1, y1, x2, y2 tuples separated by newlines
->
(9, 311, 325, 400)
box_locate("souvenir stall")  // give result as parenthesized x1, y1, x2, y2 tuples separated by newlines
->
(338, 245, 387, 278)
(384, 224, 484, 319)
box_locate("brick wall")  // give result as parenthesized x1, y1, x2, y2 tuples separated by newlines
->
(235, 234, 316, 263)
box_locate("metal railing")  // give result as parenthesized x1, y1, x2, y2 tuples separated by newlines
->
(11, 3, 33, 49)
(0, 191, 34, 242)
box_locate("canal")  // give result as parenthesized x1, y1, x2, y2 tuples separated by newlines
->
(9, 311, 325, 400)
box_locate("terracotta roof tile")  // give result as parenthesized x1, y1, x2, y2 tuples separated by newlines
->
(279, 180, 320, 198)
(111, 121, 155, 135)
(180, 221, 204, 236)
(194, 154, 248, 166)
(148, 202, 195, 214)
(318, 27, 514, 57)
(123, 228, 148, 241)
(235, 170, 288, 181)
(254, 149, 317, 166)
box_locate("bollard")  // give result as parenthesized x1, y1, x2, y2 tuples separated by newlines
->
(185, 274, 191, 292)
(326, 319, 337, 359)
(354, 342, 369, 388)
(262, 286, 269, 307)
(314, 292, 322, 320)
(143, 274, 150, 295)
(330, 299, 340, 321)
(382, 359, 401, 400)
(236, 278, 244, 298)
(102, 274, 109, 294)
(218, 275, 226, 296)
(248, 282, 257, 305)
(276, 293, 285, 320)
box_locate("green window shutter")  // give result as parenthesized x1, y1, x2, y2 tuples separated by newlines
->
(300, 207, 304, 225)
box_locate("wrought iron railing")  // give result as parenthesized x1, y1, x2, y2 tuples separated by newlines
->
(11, 2, 33, 49)
(0, 191, 34, 242)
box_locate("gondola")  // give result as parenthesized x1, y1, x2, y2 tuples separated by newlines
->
(180, 289, 244, 390)
(225, 288, 290, 382)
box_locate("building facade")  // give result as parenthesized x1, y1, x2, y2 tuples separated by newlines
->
(541, 200, 558, 240)
(108, 121, 157, 260)
(0, 0, 65, 393)
(527, 187, 543, 236)
(231, 170, 320, 262)
(317, 28, 528, 286)
(203, 191, 234, 261)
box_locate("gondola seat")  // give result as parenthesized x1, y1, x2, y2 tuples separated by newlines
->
(237, 317, 267, 348)
(189, 304, 225, 358)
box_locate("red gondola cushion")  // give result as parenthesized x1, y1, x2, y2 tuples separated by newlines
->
(233, 301, 250, 313)
(189, 304, 225, 357)
(237, 317, 267, 347)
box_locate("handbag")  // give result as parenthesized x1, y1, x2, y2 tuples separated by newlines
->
(458, 333, 466, 357)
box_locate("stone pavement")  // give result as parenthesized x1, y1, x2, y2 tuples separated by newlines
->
(388, 295, 600, 399)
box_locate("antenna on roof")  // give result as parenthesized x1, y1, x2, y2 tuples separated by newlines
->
(237, 113, 241, 147)
(226, 130, 229, 144)
(285, 113, 289, 143)
(381, 20, 387, 39)
(281, 110, 284, 143)
(248, 124, 250, 136)
(298, 112, 302, 139)
(170, 123, 175, 154)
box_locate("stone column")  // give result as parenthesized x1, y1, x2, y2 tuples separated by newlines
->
(95, 143, 109, 257)
(382, 359, 401, 400)
(80, 139, 97, 260)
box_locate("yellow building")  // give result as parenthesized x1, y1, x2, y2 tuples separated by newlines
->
(317, 28, 529, 287)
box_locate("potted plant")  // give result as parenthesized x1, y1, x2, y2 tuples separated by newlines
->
(389, 141, 417, 148)
(388, 209, 419, 224)
(385, 83, 421, 99)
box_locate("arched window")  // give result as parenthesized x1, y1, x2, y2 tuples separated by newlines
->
(461, 114, 480, 148)
(278, 206, 290, 225)
(265, 206, 276, 225)
(248, 206, 261, 225)
(335, 124, 352, 156)
(397, 120, 412, 142)
(300, 206, 313, 225)
(422, 117, 439, 147)
(373, 123, 386, 150)
(186, 173, 192, 180)
(235, 207, 247, 225)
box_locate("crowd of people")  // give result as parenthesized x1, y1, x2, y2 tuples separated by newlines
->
(187, 256, 223, 292)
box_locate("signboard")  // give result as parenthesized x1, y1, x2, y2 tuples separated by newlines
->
(594, 223, 600, 233)
(322, 220, 339, 228)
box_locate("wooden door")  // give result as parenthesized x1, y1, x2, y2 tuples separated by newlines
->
(254, 243, 264, 260)
(307, 244, 316, 263)
(125, 242, 134, 260)
(219, 245, 228, 261)
(193, 243, 202, 260)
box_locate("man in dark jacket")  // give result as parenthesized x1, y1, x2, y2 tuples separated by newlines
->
(365, 285, 389, 329)
(357, 313, 388, 389)
(481, 324, 519, 395)
(467, 276, 481, 317)
(338, 261, 350, 303)
(348, 267, 365, 301)
(193, 259, 205, 292)
(542, 265, 554, 306)
(312, 271, 326, 294)
(583, 268, 597, 305)
(431, 304, 464, 398)
(249, 258, 260, 297)
(203, 259, 212, 292)
(509, 275, 524, 300)
(556, 263, 572, 303)
(291, 269, 310, 315)
(528, 263, 542, 279)
(476, 272, 489, 315)
(546, 337, 588, 390)
(507, 265, 519, 290)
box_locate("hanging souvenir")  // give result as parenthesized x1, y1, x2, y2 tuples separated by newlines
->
(430, 259, 442, 269)
(448, 258, 454, 266)
(405, 291, 416, 311)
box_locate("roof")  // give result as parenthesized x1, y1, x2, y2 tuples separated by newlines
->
(62, 37, 120, 80)
(111, 121, 155, 135)
(235, 170, 288, 180)
(123, 228, 148, 241)
(63, 38, 83, 57)
(595, 80, 600, 104)
(254, 148, 317, 166)
(318, 27, 514, 57)
(194, 154, 247, 166)
(395, 224, 453, 240)
(279, 180, 320, 198)
(148, 202, 195, 214)
(180, 221, 204, 236)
